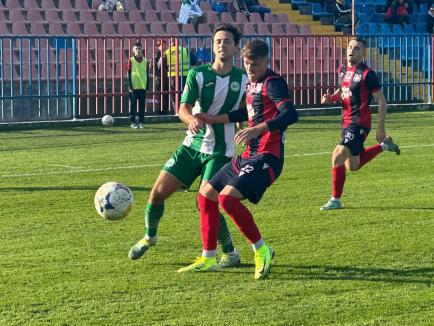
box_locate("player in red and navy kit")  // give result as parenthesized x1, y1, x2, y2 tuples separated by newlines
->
(320, 37, 400, 211)
(177, 39, 298, 279)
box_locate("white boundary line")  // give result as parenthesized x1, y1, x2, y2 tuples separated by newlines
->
(1, 143, 433, 179)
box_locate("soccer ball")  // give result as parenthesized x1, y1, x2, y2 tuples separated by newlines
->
(101, 115, 114, 127)
(94, 182, 133, 220)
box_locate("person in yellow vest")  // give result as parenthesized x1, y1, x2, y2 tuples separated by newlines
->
(163, 37, 196, 113)
(128, 42, 149, 129)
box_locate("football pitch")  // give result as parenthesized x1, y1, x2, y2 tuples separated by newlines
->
(1, 111, 434, 325)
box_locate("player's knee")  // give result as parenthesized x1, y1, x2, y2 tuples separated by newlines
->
(218, 194, 237, 212)
(149, 186, 167, 204)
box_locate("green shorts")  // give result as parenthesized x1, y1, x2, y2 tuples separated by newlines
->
(162, 145, 230, 188)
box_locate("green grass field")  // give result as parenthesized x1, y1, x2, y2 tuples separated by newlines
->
(1, 111, 434, 325)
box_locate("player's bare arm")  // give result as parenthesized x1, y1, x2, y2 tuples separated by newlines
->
(322, 89, 341, 104)
(178, 103, 203, 134)
(372, 90, 387, 143)
(234, 122, 268, 145)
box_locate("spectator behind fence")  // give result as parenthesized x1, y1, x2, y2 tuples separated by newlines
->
(385, 0, 410, 25)
(428, 4, 434, 33)
(98, 0, 125, 11)
(128, 42, 149, 129)
(162, 38, 197, 112)
(243, 0, 270, 18)
(153, 39, 169, 115)
(329, 0, 352, 27)
(178, 0, 203, 27)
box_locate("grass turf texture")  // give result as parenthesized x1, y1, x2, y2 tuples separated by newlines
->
(1, 111, 434, 325)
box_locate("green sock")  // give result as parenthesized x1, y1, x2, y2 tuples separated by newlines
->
(217, 213, 235, 254)
(145, 203, 164, 238)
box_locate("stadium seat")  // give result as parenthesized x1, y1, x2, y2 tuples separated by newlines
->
(75, 0, 91, 10)
(112, 11, 128, 22)
(379, 23, 392, 34)
(48, 22, 65, 35)
(285, 24, 299, 35)
(221, 12, 235, 23)
(264, 13, 277, 23)
(403, 23, 416, 34)
(45, 10, 61, 22)
(12, 22, 29, 34)
(135, 22, 150, 35)
(271, 23, 285, 35)
(9, 9, 26, 22)
(368, 13, 383, 23)
(84, 23, 100, 35)
(129, 12, 144, 22)
(257, 24, 270, 34)
(6, 0, 21, 9)
(101, 22, 117, 35)
(201, 1, 212, 12)
(243, 24, 257, 35)
(206, 11, 220, 24)
(79, 10, 94, 22)
(96, 10, 111, 22)
(182, 24, 197, 35)
(277, 13, 290, 23)
(66, 22, 82, 35)
(169, 0, 181, 11)
(0, 22, 10, 35)
(155, 0, 170, 11)
(198, 23, 212, 35)
(299, 25, 312, 35)
(356, 23, 369, 35)
(58, 0, 74, 10)
(249, 13, 262, 23)
(144, 11, 160, 23)
(235, 12, 249, 23)
(161, 11, 176, 22)
(118, 22, 134, 35)
(27, 9, 44, 22)
(23, 0, 40, 8)
(140, 0, 154, 11)
(125, 0, 138, 10)
(150, 23, 165, 34)
(63, 10, 78, 22)
(166, 22, 181, 34)
(40, 0, 57, 9)
(30, 22, 48, 35)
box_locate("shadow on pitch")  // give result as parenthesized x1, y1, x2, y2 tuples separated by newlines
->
(270, 264, 434, 285)
(0, 186, 152, 192)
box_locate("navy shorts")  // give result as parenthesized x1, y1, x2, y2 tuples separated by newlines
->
(208, 154, 283, 204)
(339, 125, 370, 156)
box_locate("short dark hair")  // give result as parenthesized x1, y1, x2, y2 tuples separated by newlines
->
(349, 37, 367, 48)
(212, 24, 242, 46)
(242, 39, 269, 60)
(133, 42, 142, 48)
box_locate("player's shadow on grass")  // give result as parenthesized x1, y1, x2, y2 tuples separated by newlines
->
(272, 265, 434, 285)
(0, 186, 152, 192)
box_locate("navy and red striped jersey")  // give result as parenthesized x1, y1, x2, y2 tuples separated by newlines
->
(242, 69, 294, 160)
(338, 62, 381, 129)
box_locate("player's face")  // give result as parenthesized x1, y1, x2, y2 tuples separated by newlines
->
(243, 56, 269, 82)
(213, 31, 236, 62)
(347, 40, 365, 66)
(133, 46, 142, 57)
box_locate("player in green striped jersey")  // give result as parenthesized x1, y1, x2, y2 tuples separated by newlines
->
(129, 24, 247, 268)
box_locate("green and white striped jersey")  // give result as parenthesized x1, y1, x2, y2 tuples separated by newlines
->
(180, 64, 247, 158)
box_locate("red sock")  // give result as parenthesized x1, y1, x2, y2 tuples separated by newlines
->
(332, 165, 346, 199)
(218, 194, 262, 244)
(197, 193, 220, 251)
(359, 144, 383, 169)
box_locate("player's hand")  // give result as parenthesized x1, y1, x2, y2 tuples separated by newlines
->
(234, 127, 261, 145)
(321, 90, 333, 104)
(376, 128, 387, 144)
(194, 113, 216, 125)
(188, 117, 204, 134)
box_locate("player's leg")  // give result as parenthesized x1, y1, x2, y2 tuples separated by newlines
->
(129, 146, 201, 260)
(320, 144, 351, 210)
(137, 90, 146, 128)
(200, 156, 240, 268)
(129, 91, 138, 128)
(218, 157, 278, 279)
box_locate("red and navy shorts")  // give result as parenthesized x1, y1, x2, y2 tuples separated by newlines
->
(208, 154, 283, 204)
(339, 125, 370, 156)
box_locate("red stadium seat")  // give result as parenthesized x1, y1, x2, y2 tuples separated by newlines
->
(101, 22, 117, 35)
(112, 11, 128, 22)
(6, 0, 22, 9)
(150, 23, 165, 35)
(75, 0, 91, 10)
(0, 22, 11, 35)
(62, 10, 78, 22)
(27, 9, 44, 22)
(271, 23, 285, 35)
(277, 13, 290, 23)
(285, 24, 299, 35)
(129, 11, 143, 22)
(243, 24, 257, 35)
(235, 12, 249, 24)
(58, 0, 74, 10)
(161, 11, 175, 22)
(125, 0, 138, 10)
(30, 22, 48, 35)
(118, 22, 134, 35)
(23, 0, 40, 8)
(48, 22, 65, 35)
(166, 22, 181, 34)
(249, 13, 262, 23)
(155, 0, 170, 11)
(135, 22, 150, 35)
(140, 0, 154, 10)
(12, 22, 29, 35)
(84, 23, 100, 35)
(182, 23, 197, 35)
(9, 9, 26, 22)
(46, 9, 61, 22)
(198, 23, 212, 35)
(299, 25, 312, 35)
(40, 0, 57, 9)
(79, 10, 95, 22)
(206, 11, 219, 24)
(201, 1, 212, 11)
(264, 13, 277, 23)
(168, 0, 181, 11)
(257, 24, 270, 34)
(221, 12, 234, 23)
(96, 10, 111, 22)
(144, 11, 159, 23)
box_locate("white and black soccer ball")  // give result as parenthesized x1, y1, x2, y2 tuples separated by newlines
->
(94, 182, 133, 220)
(101, 115, 114, 127)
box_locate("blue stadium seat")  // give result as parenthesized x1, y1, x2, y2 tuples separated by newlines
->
(356, 23, 369, 35)
(368, 23, 379, 34)
(415, 23, 428, 34)
(379, 23, 392, 34)
(418, 4, 428, 13)
(391, 24, 403, 34)
(357, 13, 369, 23)
(312, 2, 333, 20)
(368, 13, 383, 23)
(403, 23, 416, 34)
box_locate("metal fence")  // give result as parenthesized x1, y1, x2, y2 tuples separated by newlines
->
(0, 34, 432, 123)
